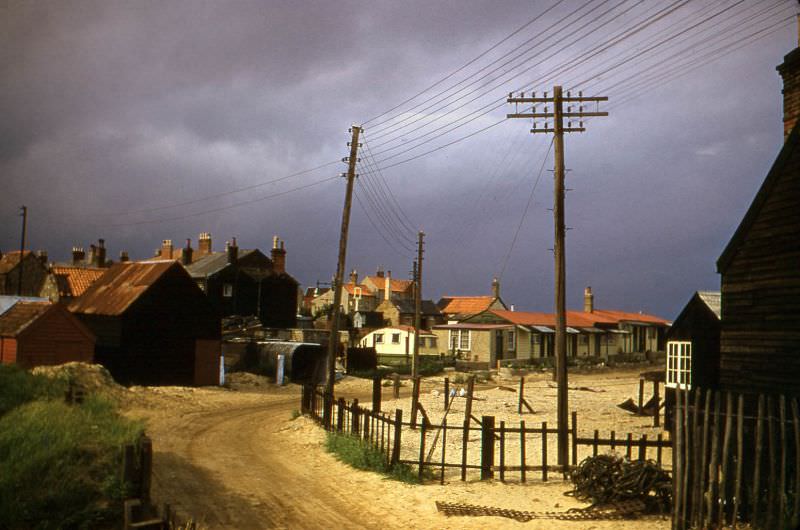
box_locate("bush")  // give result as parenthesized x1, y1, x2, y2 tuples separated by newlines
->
(325, 432, 421, 483)
(0, 364, 67, 417)
(0, 395, 144, 528)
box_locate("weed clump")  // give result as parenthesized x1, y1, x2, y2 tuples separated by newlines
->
(325, 432, 421, 483)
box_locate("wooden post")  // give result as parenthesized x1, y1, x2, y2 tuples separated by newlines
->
(480, 415, 495, 480)
(752, 394, 765, 528)
(393, 373, 400, 399)
(391, 408, 403, 465)
(719, 392, 734, 528)
(351, 398, 359, 435)
(704, 391, 721, 528)
(654, 379, 661, 427)
(638, 378, 645, 413)
(626, 432, 633, 460)
(766, 396, 778, 529)
(696, 388, 711, 526)
(657, 433, 663, 465)
(464, 376, 475, 426)
(440, 418, 447, 485)
(610, 430, 616, 451)
(499, 421, 506, 483)
(732, 394, 744, 529)
(518, 377, 524, 414)
(461, 419, 469, 481)
(673, 388, 683, 530)
(681, 386, 691, 528)
(418, 420, 427, 482)
(372, 376, 382, 413)
(444, 377, 449, 409)
(323, 391, 333, 430)
(779, 395, 787, 522)
(337, 398, 345, 432)
(570, 411, 578, 469)
(140, 436, 153, 505)
(410, 376, 420, 429)
(638, 434, 647, 461)
(541, 421, 547, 482)
(520, 420, 527, 483)
(593, 430, 599, 456)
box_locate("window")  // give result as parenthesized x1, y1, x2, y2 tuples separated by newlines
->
(666, 341, 692, 389)
(531, 333, 541, 345)
(580, 334, 588, 345)
(605, 334, 616, 345)
(223, 283, 233, 297)
(375, 333, 384, 344)
(449, 329, 471, 351)
(507, 330, 515, 350)
(429, 337, 437, 348)
(392, 333, 400, 344)
(196, 281, 206, 292)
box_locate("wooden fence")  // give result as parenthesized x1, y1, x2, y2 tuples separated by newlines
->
(672, 387, 800, 530)
(302, 385, 671, 483)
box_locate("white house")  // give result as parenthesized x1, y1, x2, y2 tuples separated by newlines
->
(358, 326, 438, 357)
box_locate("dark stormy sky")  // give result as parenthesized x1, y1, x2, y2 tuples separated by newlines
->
(2, 0, 797, 318)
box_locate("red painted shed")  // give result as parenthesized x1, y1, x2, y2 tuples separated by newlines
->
(0, 301, 95, 368)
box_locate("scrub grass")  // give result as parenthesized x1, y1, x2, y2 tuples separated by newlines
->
(325, 432, 422, 484)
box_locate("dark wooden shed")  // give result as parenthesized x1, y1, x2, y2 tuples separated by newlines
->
(716, 123, 800, 397)
(665, 291, 721, 391)
(69, 261, 221, 386)
(0, 301, 95, 368)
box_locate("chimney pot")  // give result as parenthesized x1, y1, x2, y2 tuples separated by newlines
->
(227, 238, 238, 264)
(384, 270, 392, 302)
(492, 277, 500, 299)
(584, 286, 594, 313)
(183, 238, 193, 265)
(119, 251, 130, 262)
(160, 239, 174, 260)
(271, 236, 287, 274)
(198, 232, 212, 255)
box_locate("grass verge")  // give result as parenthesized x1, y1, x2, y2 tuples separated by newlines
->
(325, 432, 421, 484)
(0, 368, 144, 529)
(0, 363, 67, 417)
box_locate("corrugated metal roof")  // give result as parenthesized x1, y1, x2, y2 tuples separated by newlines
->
(697, 291, 721, 319)
(0, 301, 51, 337)
(183, 250, 257, 278)
(51, 266, 107, 298)
(390, 299, 441, 315)
(0, 295, 48, 315)
(68, 261, 178, 316)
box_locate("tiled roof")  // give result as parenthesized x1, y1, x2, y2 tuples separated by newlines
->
(51, 266, 107, 298)
(343, 284, 376, 296)
(0, 251, 33, 275)
(0, 301, 51, 337)
(589, 309, 669, 325)
(363, 275, 413, 293)
(438, 296, 496, 315)
(490, 309, 668, 327)
(69, 261, 178, 316)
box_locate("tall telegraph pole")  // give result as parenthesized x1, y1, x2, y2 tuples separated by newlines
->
(507, 86, 607, 471)
(326, 125, 361, 403)
(17, 205, 27, 296)
(412, 231, 425, 378)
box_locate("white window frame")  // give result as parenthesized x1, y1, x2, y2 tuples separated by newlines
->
(449, 329, 471, 351)
(391, 333, 401, 344)
(375, 333, 384, 344)
(223, 283, 233, 298)
(666, 341, 692, 389)
(507, 330, 515, 351)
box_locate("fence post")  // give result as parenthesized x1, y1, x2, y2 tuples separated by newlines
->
(393, 374, 400, 399)
(140, 435, 153, 505)
(673, 388, 684, 530)
(570, 411, 578, 469)
(638, 434, 647, 461)
(499, 421, 505, 483)
(480, 415, 495, 480)
(337, 398, 345, 432)
(410, 376, 421, 429)
(351, 398, 359, 435)
(301, 384, 311, 414)
(391, 408, 403, 465)
(541, 421, 547, 482)
(444, 377, 449, 409)
(418, 420, 427, 482)
(461, 419, 469, 481)
(323, 392, 333, 431)
(518, 377, 524, 414)
(653, 379, 661, 427)
(372, 376, 382, 412)
(520, 420, 526, 483)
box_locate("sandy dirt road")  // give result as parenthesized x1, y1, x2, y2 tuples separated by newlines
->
(124, 372, 670, 530)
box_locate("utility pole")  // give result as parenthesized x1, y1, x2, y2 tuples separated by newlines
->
(412, 231, 425, 378)
(507, 86, 607, 471)
(17, 205, 27, 296)
(326, 125, 361, 404)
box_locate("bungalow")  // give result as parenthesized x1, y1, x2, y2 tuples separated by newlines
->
(69, 261, 221, 386)
(359, 326, 438, 361)
(431, 322, 515, 366)
(0, 300, 95, 368)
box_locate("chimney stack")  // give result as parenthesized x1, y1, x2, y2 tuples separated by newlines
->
(182, 238, 193, 265)
(160, 239, 173, 260)
(778, 23, 800, 140)
(492, 277, 500, 299)
(376, 266, 384, 278)
(226, 237, 239, 265)
(37, 250, 48, 267)
(119, 251, 130, 262)
(72, 247, 85, 265)
(88, 244, 97, 267)
(384, 270, 392, 302)
(271, 235, 286, 274)
(584, 286, 594, 313)
(95, 239, 106, 267)
(198, 232, 212, 255)
(350, 269, 358, 285)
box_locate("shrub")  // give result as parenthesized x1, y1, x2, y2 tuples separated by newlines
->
(0, 395, 144, 529)
(0, 364, 67, 417)
(325, 432, 421, 483)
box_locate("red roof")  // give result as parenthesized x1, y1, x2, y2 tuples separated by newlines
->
(439, 296, 496, 315)
(363, 275, 413, 293)
(68, 261, 178, 316)
(490, 309, 667, 327)
(51, 266, 107, 298)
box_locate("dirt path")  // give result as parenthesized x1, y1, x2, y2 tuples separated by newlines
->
(124, 373, 671, 530)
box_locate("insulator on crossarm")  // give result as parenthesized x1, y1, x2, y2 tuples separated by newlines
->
(580, 121, 584, 128)
(342, 157, 349, 162)
(521, 91, 525, 98)
(579, 91, 583, 98)
(567, 91, 571, 98)
(568, 121, 572, 128)
(508, 91, 513, 99)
